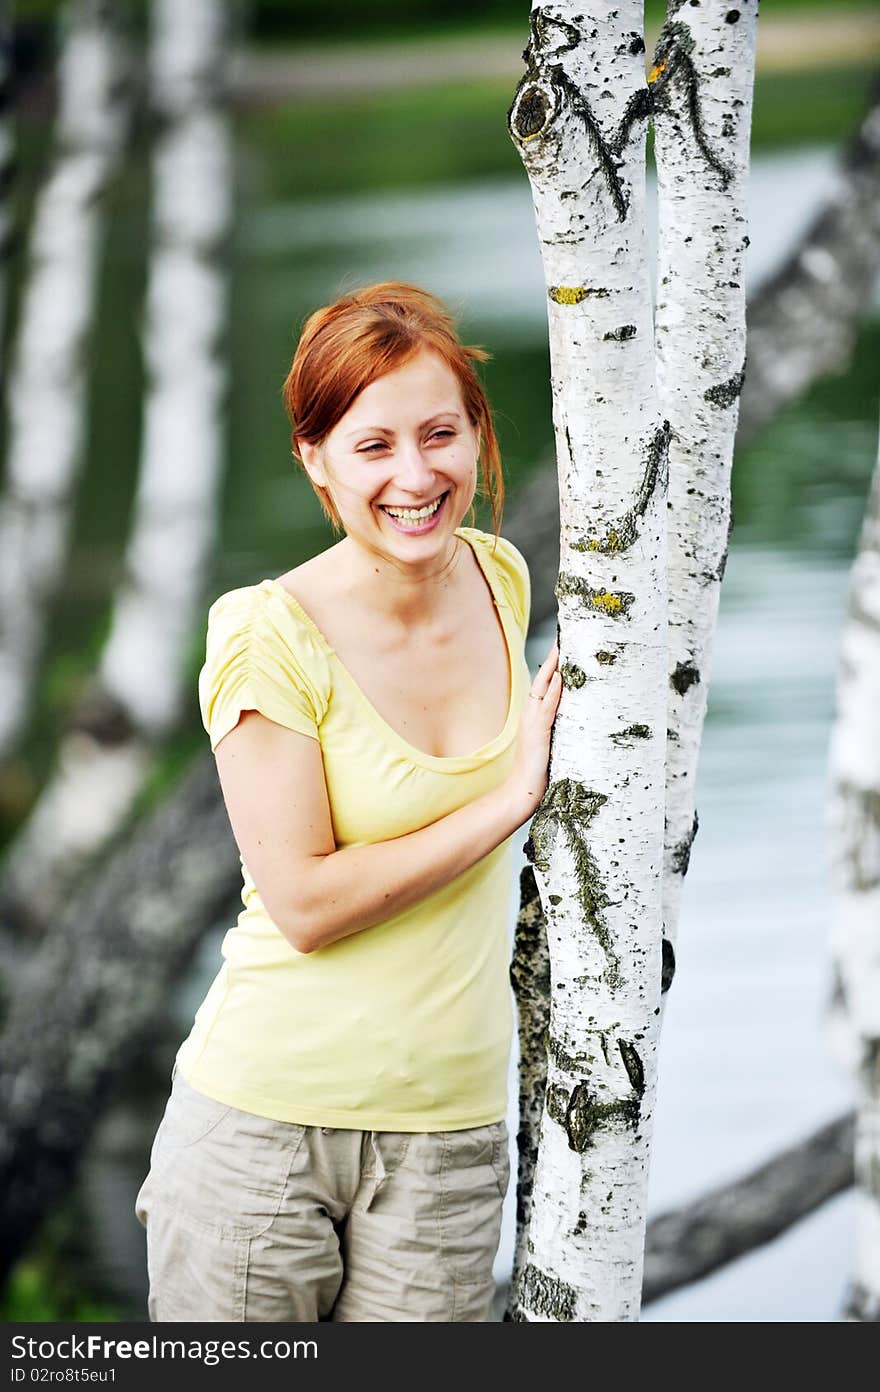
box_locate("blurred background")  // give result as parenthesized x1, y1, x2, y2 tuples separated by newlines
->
(0, 0, 877, 1322)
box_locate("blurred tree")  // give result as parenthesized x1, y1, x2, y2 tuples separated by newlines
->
(827, 405, 880, 1323)
(0, 0, 129, 758)
(0, 0, 232, 937)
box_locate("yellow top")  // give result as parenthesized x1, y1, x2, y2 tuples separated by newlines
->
(174, 526, 531, 1130)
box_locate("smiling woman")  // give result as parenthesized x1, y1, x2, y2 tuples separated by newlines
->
(134, 280, 562, 1323)
(296, 346, 480, 555)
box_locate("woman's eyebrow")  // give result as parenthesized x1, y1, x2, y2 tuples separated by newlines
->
(346, 412, 462, 438)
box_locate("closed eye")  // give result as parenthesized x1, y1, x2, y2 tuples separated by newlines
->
(358, 429, 455, 454)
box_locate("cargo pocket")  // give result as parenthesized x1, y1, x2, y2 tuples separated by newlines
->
(146, 1077, 304, 1241)
(437, 1122, 508, 1286)
(490, 1120, 510, 1202)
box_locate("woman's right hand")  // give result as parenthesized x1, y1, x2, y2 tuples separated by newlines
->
(506, 637, 562, 824)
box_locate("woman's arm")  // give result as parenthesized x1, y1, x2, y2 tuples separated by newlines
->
(213, 641, 561, 954)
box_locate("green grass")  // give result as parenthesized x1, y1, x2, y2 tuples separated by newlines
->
(239, 62, 878, 203)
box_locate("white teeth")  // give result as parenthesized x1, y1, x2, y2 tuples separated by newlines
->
(382, 493, 445, 521)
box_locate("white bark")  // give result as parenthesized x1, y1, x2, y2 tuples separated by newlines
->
(827, 412, 880, 1323)
(652, 5, 758, 987)
(0, 0, 231, 930)
(508, 84, 880, 636)
(506, 2, 668, 1322)
(0, 0, 129, 756)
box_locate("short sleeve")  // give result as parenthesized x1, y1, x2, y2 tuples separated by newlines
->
(487, 533, 531, 637)
(198, 585, 332, 753)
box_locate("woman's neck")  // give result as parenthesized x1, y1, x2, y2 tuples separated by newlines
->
(334, 533, 466, 630)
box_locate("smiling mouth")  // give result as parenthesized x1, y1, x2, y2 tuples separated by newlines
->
(378, 490, 448, 521)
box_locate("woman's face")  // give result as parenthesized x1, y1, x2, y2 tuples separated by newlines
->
(298, 347, 481, 560)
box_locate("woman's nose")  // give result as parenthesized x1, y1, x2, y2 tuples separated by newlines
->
(393, 442, 437, 494)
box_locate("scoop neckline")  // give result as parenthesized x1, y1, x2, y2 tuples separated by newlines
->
(259, 527, 520, 772)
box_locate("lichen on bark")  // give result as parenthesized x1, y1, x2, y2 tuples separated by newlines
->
(526, 779, 622, 988)
(555, 572, 635, 617)
(561, 661, 588, 689)
(516, 1262, 578, 1322)
(549, 284, 609, 303)
(547, 1077, 642, 1154)
(609, 723, 651, 745)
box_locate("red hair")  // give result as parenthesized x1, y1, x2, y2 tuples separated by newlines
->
(281, 281, 504, 542)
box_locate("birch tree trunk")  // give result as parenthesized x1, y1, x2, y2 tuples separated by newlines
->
(0, 0, 128, 757)
(507, 79, 880, 635)
(652, 3, 758, 989)
(506, 1, 668, 1322)
(827, 415, 880, 1323)
(0, 0, 231, 935)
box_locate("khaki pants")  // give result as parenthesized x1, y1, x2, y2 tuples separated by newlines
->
(134, 1068, 509, 1322)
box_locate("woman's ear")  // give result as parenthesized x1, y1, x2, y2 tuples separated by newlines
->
(296, 438, 327, 489)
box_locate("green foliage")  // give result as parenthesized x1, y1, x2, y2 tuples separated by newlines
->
(244, 0, 877, 45)
(1, 1256, 124, 1323)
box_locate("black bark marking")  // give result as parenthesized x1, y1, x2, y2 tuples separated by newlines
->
(508, 7, 654, 222)
(618, 1039, 645, 1096)
(563, 420, 576, 477)
(648, 21, 735, 189)
(671, 809, 699, 876)
(661, 936, 676, 993)
(569, 420, 670, 556)
(609, 723, 651, 746)
(704, 362, 746, 408)
(550, 66, 631, 220)
(710, 504, 735, 582)
(603, 323, 637, 341)
(670, 659, 700, 696)
(553, 1079, 642, 1154)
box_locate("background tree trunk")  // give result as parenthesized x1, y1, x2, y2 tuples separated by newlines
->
(0, 0, 129, 757)
(0, 0, 232, 939)
(826, 411, 880, 1323)
(0, 756, 240, 1283)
